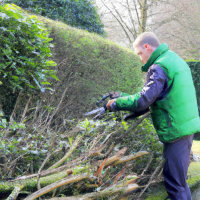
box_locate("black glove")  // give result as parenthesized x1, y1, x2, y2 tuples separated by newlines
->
(109, 92, 122, 99)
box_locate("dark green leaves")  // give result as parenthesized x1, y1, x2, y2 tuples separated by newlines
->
(5, 0, 104, 35)
(0, 3, 58, 93)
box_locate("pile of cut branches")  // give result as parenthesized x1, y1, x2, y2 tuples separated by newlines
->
(0, 110, 163, 200)
(0, 86, 163, 199)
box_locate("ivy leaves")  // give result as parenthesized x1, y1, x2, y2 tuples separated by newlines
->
(0, 3, 58, 93)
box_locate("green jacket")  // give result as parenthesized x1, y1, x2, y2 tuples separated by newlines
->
(116, 43, 200, 143)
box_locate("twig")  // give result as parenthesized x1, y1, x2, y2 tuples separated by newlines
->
(12, 157, 84, 182)
(48, 135, 83, 170)
(39, 73, 73, 134)
(37, 149, 61, 190)
(20, 96, 32, 123)
(137, 159, 164, 199)
(99, 143, 115, 159)
(26, 101, 41, 132)
(100, 0, 132, 43)
(3, 91, 22, 139)
(118, 111, 151, 140)
(113, 151, 149, 166)
(141, 152, 154, 176)
(8, 160, 17, 178)
(47, 182, 139, 200)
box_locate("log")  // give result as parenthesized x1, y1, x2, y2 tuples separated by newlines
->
(12, 166, 72, 182)
(0, 170, 72, 194)
(45, 182, 139, 200)
(24, 173, 90, 200)
(6, 186, 23, 200)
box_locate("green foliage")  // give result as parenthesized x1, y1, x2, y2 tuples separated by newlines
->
(0, 4, 58, 117)
(0, 117, 25, 129)
(0, 4, 57, 92)
(5, 0, 104, 35)
(38, 17, 143, 117)
(187, 62, 200, 113)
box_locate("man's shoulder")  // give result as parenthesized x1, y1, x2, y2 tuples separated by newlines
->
(148, 64, 166, 74)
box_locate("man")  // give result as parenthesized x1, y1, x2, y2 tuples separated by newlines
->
(107, 32, 200, 200)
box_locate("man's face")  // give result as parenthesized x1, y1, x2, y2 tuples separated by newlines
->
(134, 44, 152, 64)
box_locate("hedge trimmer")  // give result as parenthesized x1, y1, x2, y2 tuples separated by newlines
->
(83, 94, 149, 121)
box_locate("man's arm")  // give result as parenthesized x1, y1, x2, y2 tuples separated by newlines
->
(109, 64, 168, 112)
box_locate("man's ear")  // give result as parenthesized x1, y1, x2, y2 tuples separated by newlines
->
(144, 44, 151, 51)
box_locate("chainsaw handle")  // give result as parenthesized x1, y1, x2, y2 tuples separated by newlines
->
(96, 94, 110, 107)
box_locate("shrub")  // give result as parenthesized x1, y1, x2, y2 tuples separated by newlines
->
(5, 0, 104, 35)
(187, 62, 200, 140)
(36, 17, 143, 118)
(0, 4, 57, 117)
(187, 62, 200, 112)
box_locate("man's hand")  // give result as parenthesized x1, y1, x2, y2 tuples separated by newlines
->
(109, 92, 122, 99)
(106, 99, 116, 111)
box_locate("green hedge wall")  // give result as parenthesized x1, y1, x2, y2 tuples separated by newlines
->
(38, 17, 143, 117)
(187, 62, 200, 139)
(187, 62, 200, 113)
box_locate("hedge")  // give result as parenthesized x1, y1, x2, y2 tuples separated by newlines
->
(37, 17, 143, 118)
(0, 4, 57, 118)
(5, 0, 104, 35)
(187, 62, 200, 113)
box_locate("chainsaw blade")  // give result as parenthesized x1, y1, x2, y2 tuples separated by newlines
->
(93, 109, 106, 120)
(83, 107, 105, 116)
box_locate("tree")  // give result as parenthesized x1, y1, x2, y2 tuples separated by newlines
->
(152, 0, 200, 59)
(5, 0, 104, 35)
(95, 0, 166, 48)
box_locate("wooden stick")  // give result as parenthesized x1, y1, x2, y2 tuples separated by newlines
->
(6, 185, 23, 200)
(46, 182, 139, 200)
(104, 147, 127, 168)
(20, 96, 32, 123)
(141, 152, 154, 176)
(37, 149, 61, 190)
(137, 160, 164, 199)
(48, 135, 83, 170)
(24, 173, 90, 200)
(118, 111, 151, 140)
(114, 151, 149, 166)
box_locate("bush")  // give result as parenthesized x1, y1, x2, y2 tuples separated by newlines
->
(187, 62, 200, 140)
(187, 62, 200, 112)
(36, 17, 143, 119)
(0, 4, 57, 117)
(5, 0, 104, 35)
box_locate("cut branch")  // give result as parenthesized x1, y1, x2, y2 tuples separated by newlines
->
(48, 135, 83, 170)
(118, 111, 151, 140)
(114, 151, 149, 166)
(46, 182, 139, 200)
(6, 186, 23, 200)
(104, 147, 127, 168)
(24, 173, 90, 200)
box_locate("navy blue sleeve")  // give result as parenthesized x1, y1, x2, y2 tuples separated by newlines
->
(111, 64, 168, 112)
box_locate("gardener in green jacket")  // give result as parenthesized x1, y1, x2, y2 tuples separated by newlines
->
(107, 32, 200, 200)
